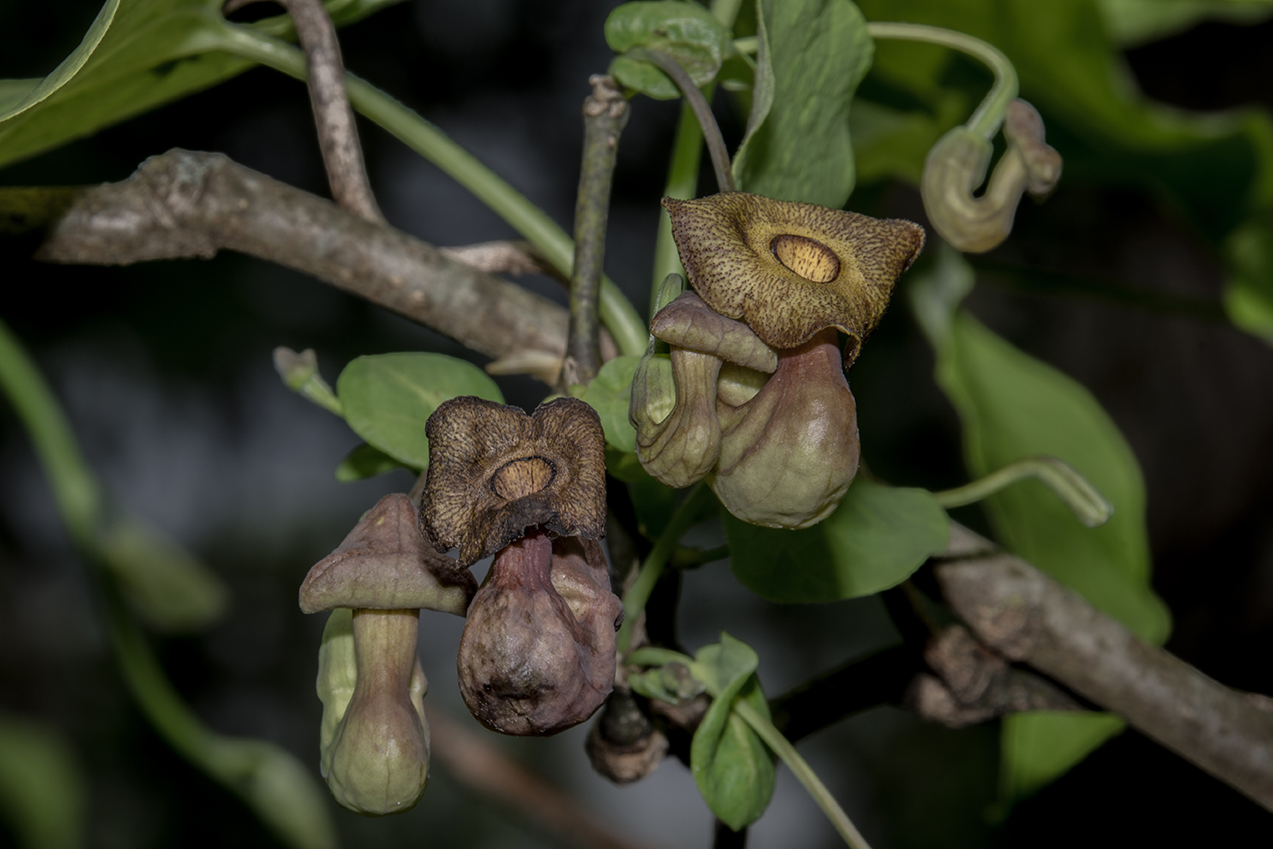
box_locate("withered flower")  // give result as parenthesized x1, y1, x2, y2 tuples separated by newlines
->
(422, 397, 621, 736)
(300, 493, 477, 815)
(422, 396, 607, 567)
(921, 98, 1062, 253)
(650, 192, 924, 528)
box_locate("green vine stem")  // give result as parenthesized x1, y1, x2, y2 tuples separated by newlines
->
(617, 483, 715, 654)
(864, 22, 1018, 139)
(0, 317, 334, 849)
(932, 455, 1113, 527)
(213, 23, 649, 359)
(651, 99, 705, 316)
(732, 699, 874, 849)
(625, 48, 735, 195)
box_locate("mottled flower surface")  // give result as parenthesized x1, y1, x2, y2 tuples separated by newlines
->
(457, 530, 621, 735)
(663, 192, 924, 363)
(422, 396, 607, 566)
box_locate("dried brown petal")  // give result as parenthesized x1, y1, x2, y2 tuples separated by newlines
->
(300, 493, 475, 615)
(663, 192, 925, 361)
(457, 530, 621, 736)
(422, 397, 607, 566)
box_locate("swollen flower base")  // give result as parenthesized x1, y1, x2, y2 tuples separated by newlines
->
(632, 192, 925, 528)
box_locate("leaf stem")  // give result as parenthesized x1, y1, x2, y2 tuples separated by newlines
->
(733, 699, 873, 849)
(567, 76, 630, 384)
(617, 483, 714, 654)
(626, 48, 735, 194)
(865, 22, 1018, 139)
(215, 23, 649, 358)
(932, 455, 1113, 527)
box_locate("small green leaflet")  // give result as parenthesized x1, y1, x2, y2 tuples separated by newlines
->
(605, 1, 733, 100)
(336, 353, 504, 470)
(628, 635, 776, 831)
(579, 354, 641, 453)
(726, 477, 949, 603)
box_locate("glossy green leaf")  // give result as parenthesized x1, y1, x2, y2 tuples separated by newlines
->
(605, 1, 732, 100)
(911, 244, 1170, 800)
(0, 0, 401, 170)
(725, 477, 949, 603)
(99, 518, 230, 633)
(0, 714, 85, 849)
(689, 634, 775, 831)
(334, 442, 410, 481)
(580, 354, 641, 453)
(732, 0, 873, 207)
(336, 352, 504, 470)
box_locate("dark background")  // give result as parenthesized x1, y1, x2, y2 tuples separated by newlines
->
(1, 1, 1272, 847)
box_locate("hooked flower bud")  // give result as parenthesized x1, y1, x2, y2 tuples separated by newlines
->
(921, 98, 1062, 253)
(301, 493, 476, 815)
(643, 192, 924, 528)
(422, 397, 621, 735)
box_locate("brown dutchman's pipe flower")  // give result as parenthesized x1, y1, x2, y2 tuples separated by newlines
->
(633, 192, 924, 528)
(299, 493, 476, 815)
(421, 397, 622, 736)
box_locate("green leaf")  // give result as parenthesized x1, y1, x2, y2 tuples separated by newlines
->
(1000, 712, 1126, 800)
(725, 477, 950, 603)
(335, 352, 504, 470)
(688, 634, 775, 831)
(98, 518, 230, 633)
(911, 244, 1170, 800)
(731, 0, 874, 207)
(0, 0, 401, 170)
(579, 354, 641, 453)
(334, 442, 410, 481)
(605, 1, 733, 100)
(0, 714, 85, 849)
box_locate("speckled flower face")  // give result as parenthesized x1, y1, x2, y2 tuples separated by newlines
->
(421, 397, 607, 566)
(663, 192, 925, 363)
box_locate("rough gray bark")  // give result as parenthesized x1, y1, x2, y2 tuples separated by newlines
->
(936, 522, 1273, 811)
(30, 150, 612, 381)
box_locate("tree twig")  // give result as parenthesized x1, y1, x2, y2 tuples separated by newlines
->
(935, 522, 1273, 812)
(228, 0, 384, 222)
(566, 75, 630, 385)
(20, 150, 621, 383)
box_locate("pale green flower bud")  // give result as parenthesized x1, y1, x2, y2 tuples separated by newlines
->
(318, 608, 430, 815)
(921, 98, 1061, 253)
